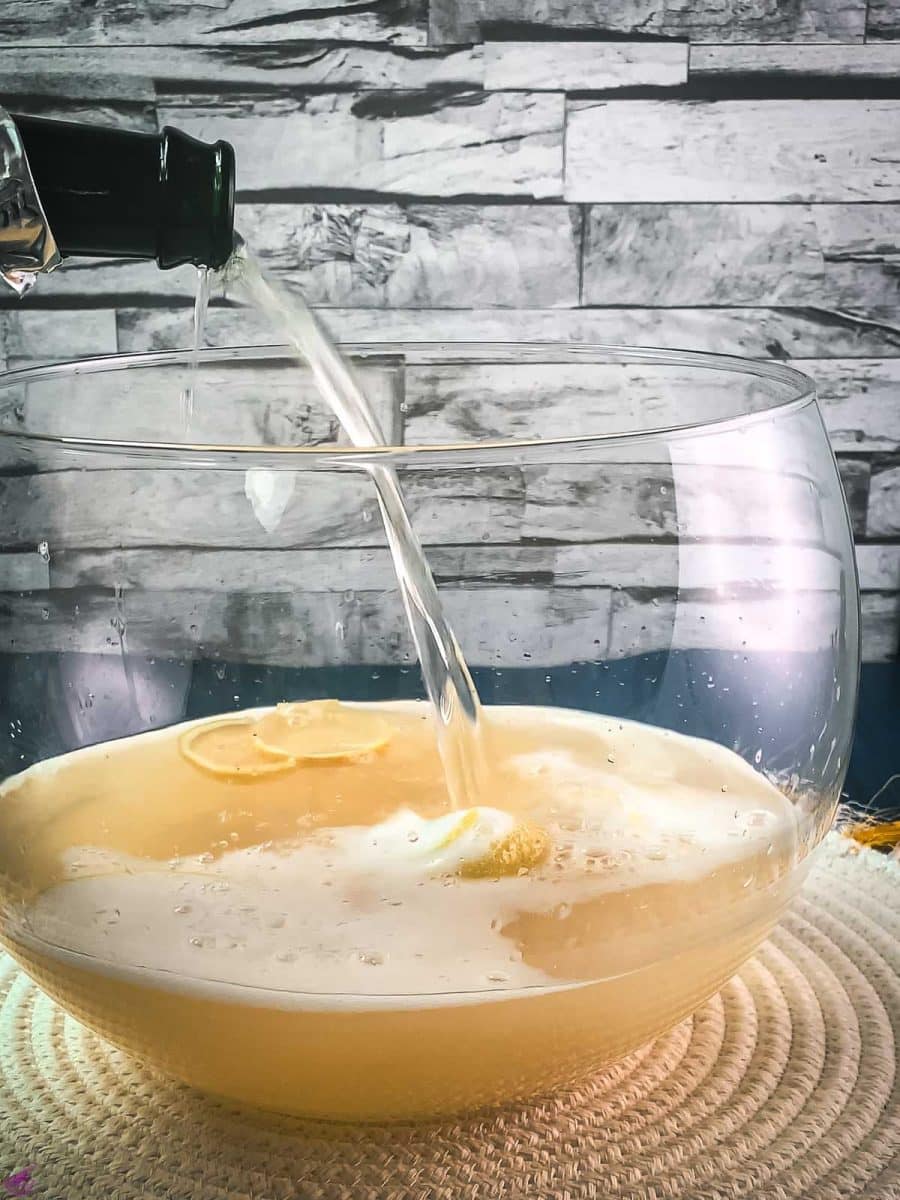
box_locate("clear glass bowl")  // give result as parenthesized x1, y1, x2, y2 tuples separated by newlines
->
(0, 343, 858, 1121)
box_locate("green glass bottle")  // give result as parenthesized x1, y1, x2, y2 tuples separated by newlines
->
(6, 113, 235, 274)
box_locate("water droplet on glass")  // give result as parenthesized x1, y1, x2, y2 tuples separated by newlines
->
(358, 950, 384, 966)
(487, 971, 509, 983)
(267, 914, 286, 929)
(37, 540, 50, 563)
(555, 903, 572, 920)
(190, 935, 216, 949)
(173, 904, 191, 915)
(275, 950, 297, 963)
(753, 749, 763, 765)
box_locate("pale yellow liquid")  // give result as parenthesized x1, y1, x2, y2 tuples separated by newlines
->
(0, 704, 804, 1120)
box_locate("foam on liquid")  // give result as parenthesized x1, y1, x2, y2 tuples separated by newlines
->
(4, 703, 797, 1009)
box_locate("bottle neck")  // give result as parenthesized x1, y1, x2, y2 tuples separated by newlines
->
(12, 115, 235, 270)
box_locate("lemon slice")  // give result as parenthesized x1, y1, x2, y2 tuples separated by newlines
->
(433, 808, 480, 850)
(180, 718, 296, 779)
(252, 700, 391, 764)
(417, 806, 551, 879)
(458, 822, 550, 879)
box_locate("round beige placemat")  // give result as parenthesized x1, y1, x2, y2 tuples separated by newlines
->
(0, 833, 897, 1200)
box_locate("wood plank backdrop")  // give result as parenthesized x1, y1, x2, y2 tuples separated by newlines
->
(0, 0, 898, 667)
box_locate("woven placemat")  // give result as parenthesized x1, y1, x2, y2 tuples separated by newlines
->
(0, 833, 897, 1200)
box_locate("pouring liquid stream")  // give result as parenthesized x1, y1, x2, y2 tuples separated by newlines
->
(180, 266, 211, 434)
(217, 239, 485, 808)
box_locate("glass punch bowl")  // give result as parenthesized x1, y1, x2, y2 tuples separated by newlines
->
(0, 344, 858, 1121)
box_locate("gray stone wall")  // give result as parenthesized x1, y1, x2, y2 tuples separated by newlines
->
(0, 0, 897, 662)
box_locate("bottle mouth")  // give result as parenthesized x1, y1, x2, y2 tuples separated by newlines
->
(210, 139, 236, 271)
(157, 127, 235, 271)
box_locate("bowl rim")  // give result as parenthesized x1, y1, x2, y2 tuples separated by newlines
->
(0, 341, 817, 467)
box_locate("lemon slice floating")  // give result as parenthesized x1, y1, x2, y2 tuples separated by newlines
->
(252, 700, 391, 764)
(180, 718, 296, 779)
(412, 806, 551, 879)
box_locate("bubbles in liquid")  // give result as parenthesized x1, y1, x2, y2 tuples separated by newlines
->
(173, 904, 191, 915)
(358, 950, 384, 966)
(190, 936, 216, 950)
